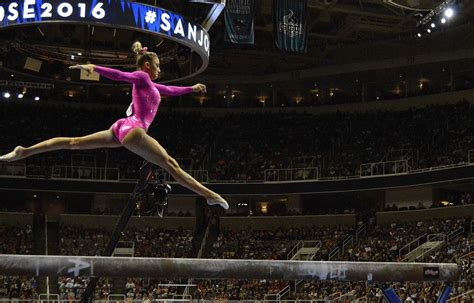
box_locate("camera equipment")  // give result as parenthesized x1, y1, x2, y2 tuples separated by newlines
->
(137, 171, 171, 218)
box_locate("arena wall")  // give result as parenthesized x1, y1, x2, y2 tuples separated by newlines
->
(220, 214, 356, 230)
(59, 214, 195, 230)
(376, 204, 474, 224)
(385, 186, 433, 208)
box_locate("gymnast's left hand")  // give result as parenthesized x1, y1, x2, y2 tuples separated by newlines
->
(69, 64, 96, 76)
(192, 83, 207, 93)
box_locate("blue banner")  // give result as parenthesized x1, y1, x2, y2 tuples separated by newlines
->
(273, 0, 308, 53)
(224, 0, 255, 44)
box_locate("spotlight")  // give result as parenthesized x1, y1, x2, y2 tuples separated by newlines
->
(427, 29, 431, 33)
(417, 33, 422, 38)
(71, 55, 75, 60)
(34, 96, 40, 101)
(77, 52, 82, 56)
(3, 92, 10, 99)
(441, 18, 446, 24)
(17, 93, 24, 99)
(431, 23, 436, 28)
(444, 8, 454, 18)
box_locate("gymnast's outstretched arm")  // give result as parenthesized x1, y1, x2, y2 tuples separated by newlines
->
(69, 64, 148, 85)
(153, 83, 206, 96)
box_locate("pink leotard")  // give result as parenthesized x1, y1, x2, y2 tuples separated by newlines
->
(94, 66, 194, 143)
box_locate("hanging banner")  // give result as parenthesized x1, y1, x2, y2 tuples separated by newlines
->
(273, 0, 308, 53)
(224, 0, 255, 44)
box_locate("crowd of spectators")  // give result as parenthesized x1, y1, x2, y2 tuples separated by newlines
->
(208, 101, 473, 180)
(287, 280, 471, 302)
(122, 227, 193, 258)
(120, 278, 287, 301)
(0, 225, 37, 300)
(0, 225, 33, 255)
(189, 217, 471, 301)
(210, 226, 352, 261)
(0, 214, 472, 301)
(293, 280, 369, 301)
(57, 225, 194, 299)
(0, 276, 37, 300)
(193, 279, 287, 300)
(290, 218, 473, 301)
(339, 218, 469, 262)
(193, 225, 355, 300)
(59, 225, 194, 258)
(123, 278, 183, 300)
(289, 281, 468, 302)
(59, 225, 110, 256)
(0, 100, 473, 181)
(386, 281, 470, 302)
(58, 277, 112, 300)
(209, 227, 298, 260)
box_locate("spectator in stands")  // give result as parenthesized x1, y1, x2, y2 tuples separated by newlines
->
(0, 226, 37, 300)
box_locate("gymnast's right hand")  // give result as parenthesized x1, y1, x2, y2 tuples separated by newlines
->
(69, 64, 96, 76)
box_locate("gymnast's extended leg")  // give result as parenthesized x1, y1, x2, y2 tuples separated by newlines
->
(122, 128, 229, 209)
(0, 128, 121, 162)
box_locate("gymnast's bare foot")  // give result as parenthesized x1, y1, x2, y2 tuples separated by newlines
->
(206, 194, 229, 210)
(0, 146, 26, 162)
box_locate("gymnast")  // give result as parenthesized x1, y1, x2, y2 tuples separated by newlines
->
(0, 41, 228, 210)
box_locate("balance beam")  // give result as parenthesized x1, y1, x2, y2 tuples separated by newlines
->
(0, 255, 458, 282)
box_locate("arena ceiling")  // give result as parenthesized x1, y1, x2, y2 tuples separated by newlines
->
(206, 0, 474, 75)
(0, 0, 473, 81)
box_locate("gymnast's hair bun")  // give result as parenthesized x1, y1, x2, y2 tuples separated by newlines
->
(132, 41, 143, 55)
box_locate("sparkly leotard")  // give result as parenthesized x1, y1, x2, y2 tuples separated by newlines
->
(94, 66, 193, 143)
